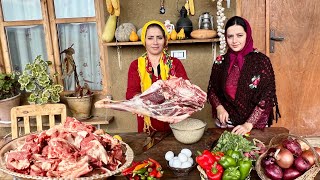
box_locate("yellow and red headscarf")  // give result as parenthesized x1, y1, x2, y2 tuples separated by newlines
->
(140, 20, 170, 47)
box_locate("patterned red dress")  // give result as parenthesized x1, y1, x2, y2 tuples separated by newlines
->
(126, 57, 188, 132)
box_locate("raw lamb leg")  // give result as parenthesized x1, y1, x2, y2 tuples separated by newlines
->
(95, 77, 207, 123)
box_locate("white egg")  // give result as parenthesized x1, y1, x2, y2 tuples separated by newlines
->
(180, 148, 192, 157)
(165, 151, 174, 161)
(181, 161, 192, 168)
(172, 159, 182, 168)
(169, 158, 174, 167)
(187, 157, 194, 165)
(178, 153, 188, 163)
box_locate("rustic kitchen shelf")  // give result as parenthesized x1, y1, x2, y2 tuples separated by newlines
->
(103, 38, 219, 46)
(0, 116, 114, 127)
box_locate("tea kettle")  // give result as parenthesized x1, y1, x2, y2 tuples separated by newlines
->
(198, 12, 214, 30)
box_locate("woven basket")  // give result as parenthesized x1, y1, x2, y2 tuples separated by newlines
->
(256, 133, 320, 180)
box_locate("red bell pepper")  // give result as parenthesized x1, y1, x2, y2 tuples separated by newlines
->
(196, 150, 216, 170)
(206, 162, 224, 180)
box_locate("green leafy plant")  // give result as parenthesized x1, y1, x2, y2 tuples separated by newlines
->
(0, 72, 20, 100)
(18, 55, 63, 104)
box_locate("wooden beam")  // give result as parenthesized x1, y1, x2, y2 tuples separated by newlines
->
(41, 0, 56, 80)
(95, 0, 108, 94)
(47, 0, 63, 85)
(236, 0, 242, 16)
(3, 20, 43, 26)
(0, 1, 11, 73)
(265, 0, 270, 57)
(55, 17, 96, 24)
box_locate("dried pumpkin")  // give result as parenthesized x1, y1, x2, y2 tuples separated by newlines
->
(115, 23, 136, 42)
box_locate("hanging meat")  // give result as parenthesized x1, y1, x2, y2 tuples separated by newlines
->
(95, 77, 207, 123)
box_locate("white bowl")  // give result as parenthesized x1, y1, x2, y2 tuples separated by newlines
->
(169, 118, 207, 144)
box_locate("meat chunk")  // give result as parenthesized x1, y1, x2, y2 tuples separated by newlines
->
(95, 77, 207, 123)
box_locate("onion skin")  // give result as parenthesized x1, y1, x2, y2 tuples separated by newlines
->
(283, 168, 301, 180)
(297, 140, 310, 151)
(261, 155, 276, 168)
(301, 150, 315, 166)
(314, 147, 320, 156)
(294, 156, 311, 172)
(282, 138, 302, 156)
(274, 148, 294, 169)
(264, 164, 283, 180)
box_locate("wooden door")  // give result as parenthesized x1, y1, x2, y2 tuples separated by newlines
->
(242, 0, 320, 136)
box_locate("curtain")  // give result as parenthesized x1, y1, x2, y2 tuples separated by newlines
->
(2, 0, 102, 91)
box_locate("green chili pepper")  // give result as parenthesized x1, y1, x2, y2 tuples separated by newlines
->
(222, 167, 241, 180)
(218, 155, 237, 169)
(226, 149, 242, 161)
(133, 167, 147, 176)
(147, 176, 156, 180)
(238, 157, 252, 180)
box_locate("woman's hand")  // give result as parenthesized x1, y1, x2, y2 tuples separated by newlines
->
(231, 122, 253, 135)
(216, 105, 229, 125)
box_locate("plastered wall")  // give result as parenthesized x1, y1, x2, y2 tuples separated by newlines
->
(100, 0, 237, 133)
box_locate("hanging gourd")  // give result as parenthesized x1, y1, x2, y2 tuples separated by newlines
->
(102, 15, 117, 42)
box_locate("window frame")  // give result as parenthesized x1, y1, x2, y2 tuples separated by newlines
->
(0, 0, 107, 94)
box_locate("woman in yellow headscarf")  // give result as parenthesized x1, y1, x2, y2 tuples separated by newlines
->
(126, 20, 189, 133)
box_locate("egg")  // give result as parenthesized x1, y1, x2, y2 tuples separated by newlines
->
(180, 148, 192, 157)
(169, 158, 174, 167)
(181, 161, 192, 168)
(165, 151, 174, 161)
(187, 157, 194, 165)
(172, 159, 182, 168)
(178, 153, 188, 163)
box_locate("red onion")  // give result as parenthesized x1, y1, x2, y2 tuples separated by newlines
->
(274, 148, 294, 169)
(282, 138, 302, 156)
(301, 150, 315, 166)
(294, 156, 311, 172)
(261, 155, 276, 168)
(283, 168, 301, 180)
(264, 164, 283, 180)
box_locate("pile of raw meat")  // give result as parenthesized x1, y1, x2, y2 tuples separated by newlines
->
(5, 117, 126, 178)
(95, 77, 207, 123)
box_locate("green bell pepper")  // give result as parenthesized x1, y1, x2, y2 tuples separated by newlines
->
(218, 155, 237, 169)
(226, 149, 242, 161)
(222, 167, 241, 180)
(238, 157, 252, 180)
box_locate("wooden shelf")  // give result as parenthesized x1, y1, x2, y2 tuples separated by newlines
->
(0, 116, 114, 127)
(103, 38, 219, 46)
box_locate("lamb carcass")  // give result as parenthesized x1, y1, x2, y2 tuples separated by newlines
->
(95, 77, 207, 123)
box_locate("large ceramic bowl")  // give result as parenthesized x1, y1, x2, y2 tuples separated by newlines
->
(0, 133, 134, 180)
(170, 118, 207, 144)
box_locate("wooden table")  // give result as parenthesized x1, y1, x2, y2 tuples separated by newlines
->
(109, 127, 290, 180)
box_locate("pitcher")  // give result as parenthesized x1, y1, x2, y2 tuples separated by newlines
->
(164, 20, 175, 34)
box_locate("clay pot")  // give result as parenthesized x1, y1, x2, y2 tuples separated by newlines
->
(65, 94, 93, 120)
(0, 93, 21, 123)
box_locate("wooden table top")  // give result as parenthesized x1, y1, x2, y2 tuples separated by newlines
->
(2, 127, 317, 180)
(109, 127, 290, 180)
